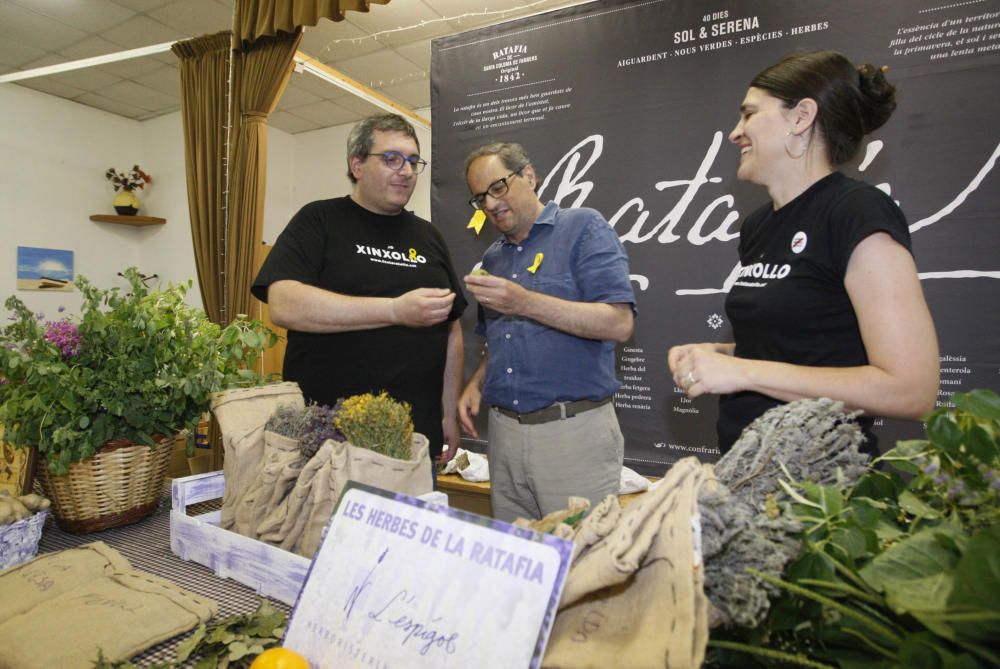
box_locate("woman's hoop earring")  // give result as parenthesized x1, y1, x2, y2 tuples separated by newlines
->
(784, 130, 807, 159)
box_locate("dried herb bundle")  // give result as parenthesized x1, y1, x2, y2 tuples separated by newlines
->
(265, 401, 344, 457)
(334, 391, 414, 460)
(701, 397, 870, 629)
(714, 397, 870, 508)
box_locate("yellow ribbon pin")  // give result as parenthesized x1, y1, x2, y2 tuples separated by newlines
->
(467, 210, 486, 235)
(527, 252, 544, 274)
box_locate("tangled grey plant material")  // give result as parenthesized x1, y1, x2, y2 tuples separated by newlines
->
(715, 397, 870, 509)
(700, 398, 870, 628)
(699, 483, 802, 628)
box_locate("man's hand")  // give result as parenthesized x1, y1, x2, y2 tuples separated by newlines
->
(391, 288, 455, 327)
(438, 417, 461, 465)
(458, 383, 482, 439)
(463, 274, 529, 316)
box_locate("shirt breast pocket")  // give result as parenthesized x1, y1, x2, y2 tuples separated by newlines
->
(526, 272, 577, 301)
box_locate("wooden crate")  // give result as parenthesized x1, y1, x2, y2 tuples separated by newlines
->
(169, 472, 311, 606)
(170, 472, 448, 606)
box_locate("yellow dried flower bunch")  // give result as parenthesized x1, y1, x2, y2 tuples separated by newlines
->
(334, 391, 414, 460)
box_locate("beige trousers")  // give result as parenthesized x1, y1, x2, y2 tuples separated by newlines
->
(487, 401, 623, 521)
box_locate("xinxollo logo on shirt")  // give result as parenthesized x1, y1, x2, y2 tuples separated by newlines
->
(737, 262, 790, 280)
(356, 244, 427, 267)
(733, 261, 792, 287)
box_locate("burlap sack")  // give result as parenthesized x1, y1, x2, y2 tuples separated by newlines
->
(283, 455, 336, 556)
(570, 494, 622, 556)
(294, 434, 433, 558)
(210, 382, 303, 531)
(343, 432, 433, 496)
(0, 541, 130, 620)
(265, 440, 334, 548)
(247, 430, 306, 539)
(543, 457, 710, 669)
(514, 497, 592, 538)
(293, 449, 344, 558)
(253, 450, 307, 543)
(0, 569, 217, 669)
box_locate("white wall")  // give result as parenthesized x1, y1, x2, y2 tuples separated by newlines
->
(0, 82, 433, 320)
(0, 84, 144, 316)
(0, 83, 304, 316)
(135, 111, 199, 299)
(264, 125, 297, 246)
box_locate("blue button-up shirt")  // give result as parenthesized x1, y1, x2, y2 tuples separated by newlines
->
(475, 202, 636, 413)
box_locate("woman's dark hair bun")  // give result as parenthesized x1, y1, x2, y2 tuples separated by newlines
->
(856, 63, 897, 135)
(750, 51, 899, 165)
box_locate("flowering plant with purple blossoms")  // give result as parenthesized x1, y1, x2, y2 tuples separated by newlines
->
(0, 268, 276, 474)
(42, 317, 82, 359)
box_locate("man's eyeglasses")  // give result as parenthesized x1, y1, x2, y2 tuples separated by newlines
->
(367, 151, 427, 174)
(468, 169, 523, 210)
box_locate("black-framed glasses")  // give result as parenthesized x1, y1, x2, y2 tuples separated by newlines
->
(468, 168, 523, 210)
(367, 151, 427, 174)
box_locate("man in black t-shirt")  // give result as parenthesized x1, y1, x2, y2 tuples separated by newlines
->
(252, 114, 467, 464)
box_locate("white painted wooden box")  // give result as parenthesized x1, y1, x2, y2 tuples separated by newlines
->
(169, 471, 448, 606)
(169, 471, 311, 605)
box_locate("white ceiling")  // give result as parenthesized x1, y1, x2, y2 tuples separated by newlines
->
(0, 0, 589, 134)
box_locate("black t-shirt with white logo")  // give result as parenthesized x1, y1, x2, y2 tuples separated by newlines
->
(252, 196, 467, 456)
(718, 172, 912, 454)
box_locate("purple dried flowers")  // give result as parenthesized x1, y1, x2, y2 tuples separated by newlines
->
(266, 401, 346, 458)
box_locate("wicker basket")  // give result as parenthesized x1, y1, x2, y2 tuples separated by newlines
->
(36, 436, 173, 534)
(0, 509, 48, 570)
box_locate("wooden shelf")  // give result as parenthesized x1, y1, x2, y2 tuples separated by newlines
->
(90, 214, 165, 227)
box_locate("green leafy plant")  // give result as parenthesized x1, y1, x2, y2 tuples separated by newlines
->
(0, 268, 276, 474)
(710, 390, 1000, 668)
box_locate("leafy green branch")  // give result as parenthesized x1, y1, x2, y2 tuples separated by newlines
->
(93, 599, 286, 669)
(713, 390, 1000, 669)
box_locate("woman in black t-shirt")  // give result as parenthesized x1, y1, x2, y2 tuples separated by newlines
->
(668, 50, 939, 455)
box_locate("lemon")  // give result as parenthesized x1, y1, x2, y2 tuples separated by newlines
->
(249, 647, 310, 669)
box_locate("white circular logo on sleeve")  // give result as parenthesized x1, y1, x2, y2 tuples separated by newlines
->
(790, 231, 808, 254)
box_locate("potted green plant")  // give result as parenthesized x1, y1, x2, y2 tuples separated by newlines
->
(0, 268, 275, 532)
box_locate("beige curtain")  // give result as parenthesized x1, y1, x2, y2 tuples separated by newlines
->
(175, 5, 364, 464)
(172, 32, 232, 325)
(227, 30, 303, 321)
(173, 32, 235, 469)
(235, 0, 391, 45)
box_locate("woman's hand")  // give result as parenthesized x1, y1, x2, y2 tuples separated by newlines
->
(668, 342, 739, 398)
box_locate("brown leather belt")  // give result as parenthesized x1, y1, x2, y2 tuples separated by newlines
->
(494, 396, 613, 425)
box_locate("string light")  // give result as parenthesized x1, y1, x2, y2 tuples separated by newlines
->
(309, 0, 588, 89)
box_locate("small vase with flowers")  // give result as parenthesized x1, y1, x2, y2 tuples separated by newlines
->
(105, 165, 152, 215)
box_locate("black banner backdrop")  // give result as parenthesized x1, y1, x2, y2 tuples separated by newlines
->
(431, 0, 1000, 475)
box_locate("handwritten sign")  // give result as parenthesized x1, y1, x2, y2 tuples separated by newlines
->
(283, 482, 573, 668)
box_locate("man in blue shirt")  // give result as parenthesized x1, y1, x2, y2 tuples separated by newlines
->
(457, 142, 636, 521)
